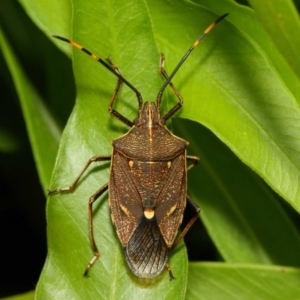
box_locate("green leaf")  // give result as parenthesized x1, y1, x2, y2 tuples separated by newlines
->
(13, 0, 300, 298)
(0, 26, 60, 191)
(247, 0, 300, 81)
(190, 0, 300, 101)
(19, 0, 72, 55)
(187, 263, 300, 300)
(175, 119, 300, 264)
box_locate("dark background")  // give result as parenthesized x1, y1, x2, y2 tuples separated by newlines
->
(0, 1, 75, 296)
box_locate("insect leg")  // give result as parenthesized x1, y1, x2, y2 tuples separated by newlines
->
(172, 196, 200, 250)
(165, 263, 176, 281)
(84, 183, 109, 276)
(47, 155, 111, 195)
(158, 53, 183, 111)
(187, 155, 200, 171)
(158, 54, 183, 121)
(52, 36, 143, 125)
(105, 57, 134, 127)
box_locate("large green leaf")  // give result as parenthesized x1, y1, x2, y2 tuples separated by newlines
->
(187, 263, 300, 300)
(13, 0, 300, 298)
(175, 119, 300, 265)
(190, 0, 300, 101)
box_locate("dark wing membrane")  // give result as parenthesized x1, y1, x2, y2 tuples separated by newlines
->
(156, 154, 187, 246)
(125, 217, 168, 278)
(109, 151, 143, 245)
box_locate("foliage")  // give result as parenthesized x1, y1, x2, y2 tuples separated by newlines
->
(1, 0, 300, 299)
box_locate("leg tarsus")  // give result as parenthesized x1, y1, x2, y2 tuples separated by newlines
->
(84, 183, 108, 275)
(106, 56, 140, 127)
(165, 263, 176, 280)
(172, 196, 200, 250)
(187, 155, 200, 171)
(83, 252, 100, 277)
(158, 53, 184, 122)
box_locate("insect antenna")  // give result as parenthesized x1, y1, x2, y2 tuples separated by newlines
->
(52, 35, 143, 112)
(157, 13, 229, 121)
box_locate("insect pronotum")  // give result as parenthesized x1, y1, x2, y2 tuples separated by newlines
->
(49, 13, 228, 279)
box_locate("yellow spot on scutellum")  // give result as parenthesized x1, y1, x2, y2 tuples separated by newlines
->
(167, 161, 171, 168)
(144, 209, 155, 219)
(129, 160, 134, 167)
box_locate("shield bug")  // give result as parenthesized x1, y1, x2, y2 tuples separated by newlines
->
(49, 13, 228, 279)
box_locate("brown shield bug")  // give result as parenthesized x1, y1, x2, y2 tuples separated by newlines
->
(49, 13, 228, 279)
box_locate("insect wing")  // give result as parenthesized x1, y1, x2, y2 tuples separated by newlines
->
(109, 150, 143, 246)
(125, 217, 168, 278)
(156, 153, 187, 246)
(110, 150, 169, 277)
